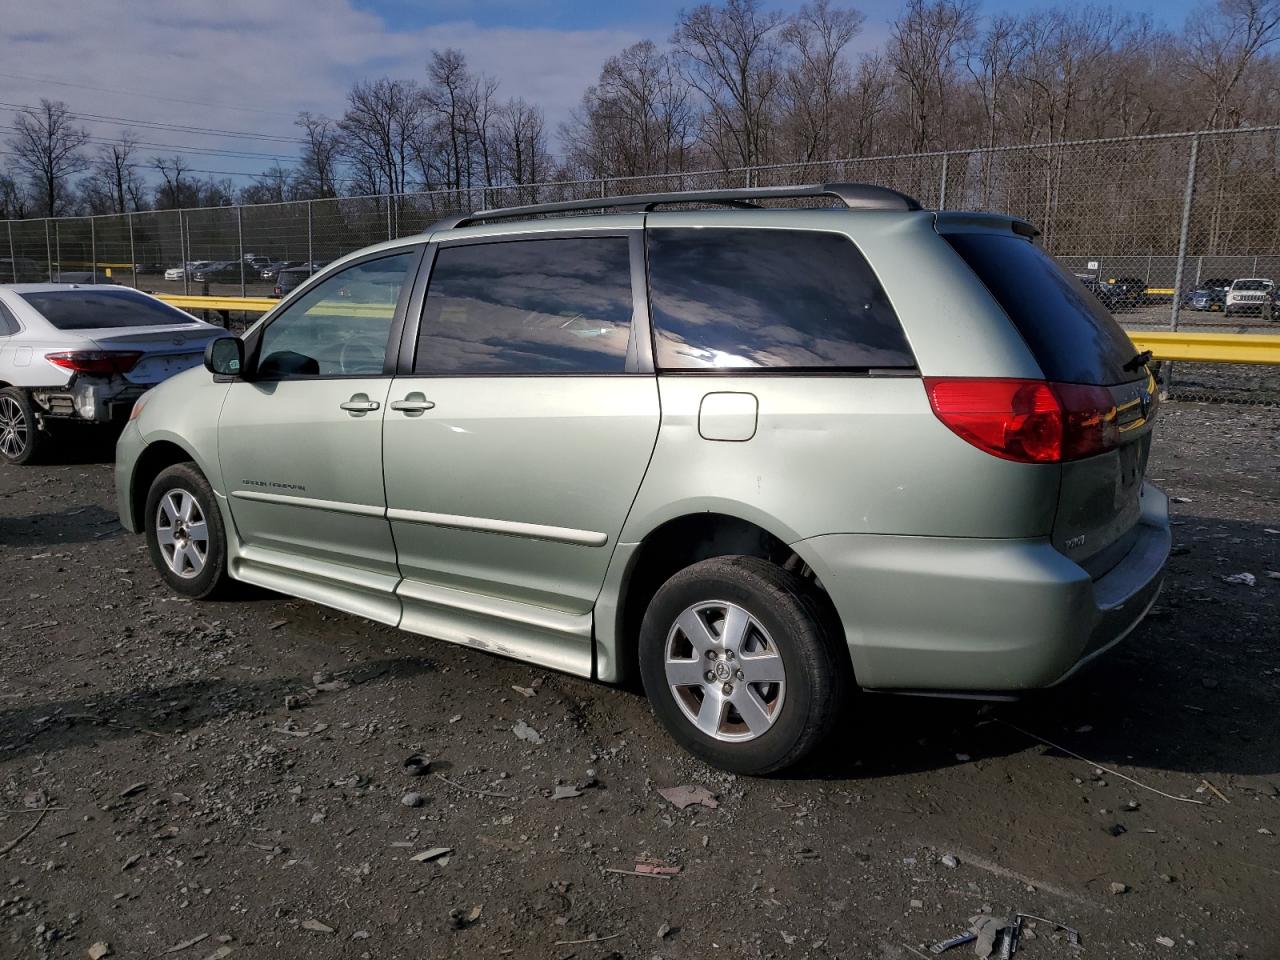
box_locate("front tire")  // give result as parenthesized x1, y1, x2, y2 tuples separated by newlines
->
(145, 462, 233, 599)
(0, 387, 47, 465)
(638, 556, 850, 775)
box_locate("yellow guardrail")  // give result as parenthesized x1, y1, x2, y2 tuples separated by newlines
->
(155, 295, 1279, 365)
(1126, 330, 1280, 365)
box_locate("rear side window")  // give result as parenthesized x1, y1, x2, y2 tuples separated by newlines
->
(646, 228, 914, 371)
(944, 233, 1139, 385)
(19, 289, 201, 330)
(415, 236, 633, 375)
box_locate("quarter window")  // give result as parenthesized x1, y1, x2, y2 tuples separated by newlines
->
(0, 301, 18, 336)
(647, 228, 915, 371)
(256, 251, 416, 378)
(414, 237, 633, 375)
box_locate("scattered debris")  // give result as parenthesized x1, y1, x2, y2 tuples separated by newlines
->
(998, 720, 1205, 804)
(434, 772, 512, 800)
(932, 913, 1080, 957)
(268, 620, 289, 630)
(512, 720, 544, 744)
(656, 922, 675, 940)
(604, 867, 675, 880)
(0, 804, 54, 855)
(940, 854, 959, 869)
(554, 933, 620, 946)
(200, 949, 232, 960)
(551, 785, 583, 800)
(1109, 882, 1128, 895)
(312, 672, 350, 692)
(119, 782, 147, 798)
(409, 847, 452, 863)
(121, 853, 141, 872)
(401, 792, 424, 808)
(448, 905, 482, 929)
(633, 861, 681, 876)
(160, 933, 208, 954)
(511, 685, 536, 698)
(1222, 572, 1256, 586)
(1199, 779, 1231, 804)
(1156, 936, 1175, 947)
(657, 784, 719, 810)
(403, 754, 431, 776)
(1259, 827, 1274, 836)
(300, 919, 335, 934)
(86, 942, 111, 959)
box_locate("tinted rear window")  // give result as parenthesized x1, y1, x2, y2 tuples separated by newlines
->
(20, 289, 199, 330)
(647, 228, 915, 371)
(944, 233, 1139, 385)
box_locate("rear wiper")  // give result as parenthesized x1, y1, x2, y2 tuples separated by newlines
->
(1123, 349, 1153, 372)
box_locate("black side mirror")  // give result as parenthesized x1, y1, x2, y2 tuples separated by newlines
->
(204, 337, 245, 378)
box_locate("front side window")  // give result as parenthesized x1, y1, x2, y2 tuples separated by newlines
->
(647, 228, 915, 371)
(414, 236, 633, 375)
(256, 251, 416, 378)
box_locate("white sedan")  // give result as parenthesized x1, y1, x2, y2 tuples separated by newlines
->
(0, 284, 228, 464)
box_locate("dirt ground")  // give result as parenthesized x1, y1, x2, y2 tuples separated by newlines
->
(0, 400, 1276, 960)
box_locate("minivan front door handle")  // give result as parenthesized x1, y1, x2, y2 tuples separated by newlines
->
(390, 392, 435, 416)
(340, 393, 381, 416)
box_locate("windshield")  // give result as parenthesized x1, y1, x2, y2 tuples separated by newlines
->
(21, 289, 201, 330)
(1232, 279, 1272, 291)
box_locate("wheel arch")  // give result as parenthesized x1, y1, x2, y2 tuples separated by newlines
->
(605, 510, 846, 687)
(129, 438, 204, 533)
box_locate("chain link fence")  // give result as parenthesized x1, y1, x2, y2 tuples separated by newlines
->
(2, 127, 1277, 400)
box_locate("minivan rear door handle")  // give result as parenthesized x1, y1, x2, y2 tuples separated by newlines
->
(390, 392, 435, 416)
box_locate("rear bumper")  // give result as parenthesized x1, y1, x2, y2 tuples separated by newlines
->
(797, 483, 1171, 692)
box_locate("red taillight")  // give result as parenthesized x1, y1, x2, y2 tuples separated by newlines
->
(45, 350, 144, 375)
(924, 377, 1119, 463)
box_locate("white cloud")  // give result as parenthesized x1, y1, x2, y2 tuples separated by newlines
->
(3, 0, 642, 177)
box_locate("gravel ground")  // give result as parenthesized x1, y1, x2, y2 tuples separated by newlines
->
(0, 401, 1276, 960)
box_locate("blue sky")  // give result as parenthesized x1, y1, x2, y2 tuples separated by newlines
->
(3, 0, 1213, 189)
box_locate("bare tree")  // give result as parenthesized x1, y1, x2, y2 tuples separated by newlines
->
(778, 0, 864, 162)
(887, 0, 979, 151)
(674, 0, 786, 168)
(1181, 0, 1280, 126)
(80, 132, 145, 214)
(494, 98, 552, 187)
(151, 154, 193, 209)
(239, 164, 294, 205)
(563, 40, 695, 178)
(338, 78, 428, 196)
(295, 112, 342, 198)
(0, 174, 31, 220)
(8, 99, 90, 217)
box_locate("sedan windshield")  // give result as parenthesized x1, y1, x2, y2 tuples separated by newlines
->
(20, 289, 200, 330)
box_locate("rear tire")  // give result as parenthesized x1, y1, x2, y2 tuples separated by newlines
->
(145, 462, 233, 599)
(0, 387, 47, 466)
(638, 556, 850, 775)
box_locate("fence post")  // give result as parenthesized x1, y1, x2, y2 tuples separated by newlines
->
(54, 221, 61, 282)
(307, 200, 314, 274)
(5, 221, 14, 282)
(1166, 133, 1200, 398)
(44, 219, 51, 281)
(386, 197, 393, 241)
(179, 209, 189, 296)
(128, 213, 137, 289)
(90, 217, 97, 284)
(237, 206, 246, 298)
(938, 152, 949, 210)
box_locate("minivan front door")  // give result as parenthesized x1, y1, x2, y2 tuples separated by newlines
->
(382, 233, 659, 674)
(218, 248, 422, 623)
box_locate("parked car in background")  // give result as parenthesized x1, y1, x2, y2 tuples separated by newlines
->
(1224, 277, 1274, 317)
(192, 261, 256, 283)
(1096, 276, 1149, 310)
(54, 270, 116, 285)
(1184, 277, 1232, 312)
(0, 257, 47, 282)
(165, 261, 213, 281)
(0, 284, 227, 464)
(260, 260, 301, 281)
(273, 262, 327, 298)
(116, 183, 1169, 774)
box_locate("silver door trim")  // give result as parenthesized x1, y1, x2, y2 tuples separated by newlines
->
(386, 507, 609, 547)
(231, 489, 385, 518)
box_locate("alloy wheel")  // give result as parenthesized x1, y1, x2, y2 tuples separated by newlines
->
(155, 488, 209, 579)
(0, 396, 28, 460)
(663, 600, 787, 742)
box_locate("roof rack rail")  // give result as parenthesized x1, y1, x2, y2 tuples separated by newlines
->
(428, 182, 922, 231)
